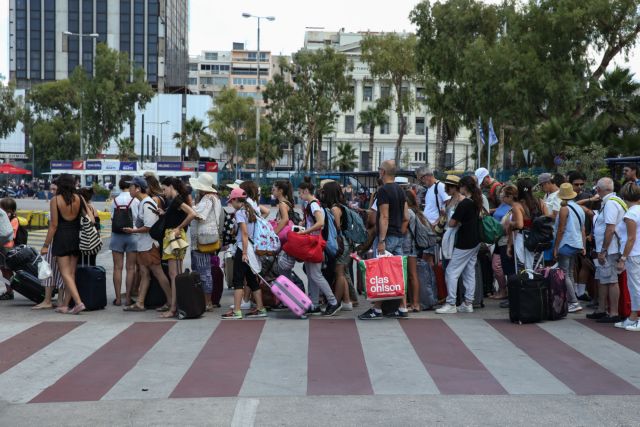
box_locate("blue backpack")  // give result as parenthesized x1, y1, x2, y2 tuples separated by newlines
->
(307, 200, 343, 260)
(340, 204, 367, 244)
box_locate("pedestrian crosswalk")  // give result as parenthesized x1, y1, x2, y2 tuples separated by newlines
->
(1, 318, 639, 404)
(27, 221, 112, 248)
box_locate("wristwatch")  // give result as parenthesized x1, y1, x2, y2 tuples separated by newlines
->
(620, 256, 627, 262)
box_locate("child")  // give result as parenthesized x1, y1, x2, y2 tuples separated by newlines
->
(0, 198, 20, 300)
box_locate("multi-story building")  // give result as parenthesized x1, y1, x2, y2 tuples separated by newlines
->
(304, 29, 472, 172)
(9, 0, 188, 92)
(187, 50, 232, 98)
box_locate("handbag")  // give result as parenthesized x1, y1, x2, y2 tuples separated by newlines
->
(269, 219, 294, 243)
(283, 231, 326, 263)
(79, 198, 102, 255)
(198, 240, 221, 254)
(197, 195, 220, 245)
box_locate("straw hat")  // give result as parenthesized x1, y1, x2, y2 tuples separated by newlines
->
(189, 174, 217, 193)
(444, 175, 461, 186)
(558, 183, 577, 200)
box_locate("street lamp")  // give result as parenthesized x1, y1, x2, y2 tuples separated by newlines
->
(64, 31, 99, 160)
(242, 13, 275, 184)
(145, 120, 169, 161)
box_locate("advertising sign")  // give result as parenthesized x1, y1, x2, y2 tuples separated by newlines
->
(85, 160, 102, 170)
(119, 162, 137, 171)
(51, 161, 73, 170)
(157, 161, 182, 171)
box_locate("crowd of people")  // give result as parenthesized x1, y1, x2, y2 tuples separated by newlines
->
(0, 162, 639, 330)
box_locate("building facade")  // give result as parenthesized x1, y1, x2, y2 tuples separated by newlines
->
(9, 0, 188, 92)
(304, 30, 472, 172)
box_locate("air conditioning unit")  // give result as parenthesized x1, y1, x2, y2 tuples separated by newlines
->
(240, 85, 244, 89)
(200, 84, 206, 88)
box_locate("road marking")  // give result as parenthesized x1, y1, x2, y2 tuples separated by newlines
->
(231, 398, 260, 427)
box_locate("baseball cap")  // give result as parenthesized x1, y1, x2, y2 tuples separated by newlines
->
(537, 173, 553, 185)
(126, 176, 148, 190)
(228, 188, 247, 201)
(475, 168, 489, 184)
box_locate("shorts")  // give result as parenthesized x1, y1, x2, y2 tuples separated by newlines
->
(402, 235, 419, 257)
(138, 246, 161, 267)
(109, 232, 138, 253)
(337, 239, 353, 265)
(595, 253, 620, 284)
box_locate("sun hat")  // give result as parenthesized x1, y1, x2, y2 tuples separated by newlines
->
(228, 188, 247, 201)
(474, 168, 489, 185)
(226, 179, 244, 190)
(445, 175, 461, 186)
(558, 183, 577, 200)
(189, 174, 217, 193)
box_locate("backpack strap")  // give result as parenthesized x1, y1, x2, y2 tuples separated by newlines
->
(567, 203, 583, 229)
(433, 181, 441, 212)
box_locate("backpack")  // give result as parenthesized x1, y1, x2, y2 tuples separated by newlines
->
(250, 215, 281, 256)
(14, 221, 28, 246)
(479, 212, 504, 245)
(306, 200, 343, 260)
(524, 216, 554, 251)
(340, 203, 367, 244)
(220, 208, 236, 247)
(410, 212, 436, 250)
(488, 181, 503, 207)
(112, 198, 134, 234)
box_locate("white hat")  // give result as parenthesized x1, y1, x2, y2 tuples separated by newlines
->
(189, 174, 217, 193)
(394, 176, 409, 184)
(226, 179, 244, 190)
(475, 167, 490, 185)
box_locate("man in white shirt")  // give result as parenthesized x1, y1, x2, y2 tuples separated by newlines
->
(587, 177, 627, 323)
(417, 167, 450, 226)
(538, 173, 561, 220)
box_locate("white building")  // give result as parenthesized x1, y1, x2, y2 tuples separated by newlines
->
(304, 30, 473, 172)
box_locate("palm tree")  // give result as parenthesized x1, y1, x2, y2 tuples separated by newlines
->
(425, 85, 462, 172)
(116, 137, 136, 161)
(357, 97, 391, 171)
(332, 142, 358, 171)
(173, 117, 213, 161)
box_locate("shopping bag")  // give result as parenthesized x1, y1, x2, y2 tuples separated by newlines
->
(283, 231, 325, 263)
(358, 255, 407, 301)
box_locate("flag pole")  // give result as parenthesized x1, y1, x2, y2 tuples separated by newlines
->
(476, 116, 482, 169)
(488, 139, 491, 172)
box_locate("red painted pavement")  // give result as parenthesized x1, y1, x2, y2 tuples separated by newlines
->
(30, 322, 175, 403)
(171, 320, 265, 398)
(488, 320, 640, 395)
(577, 319, 640, 354)
(307, 319, 373, 396)
(401, 319, 506, 395)
(0, 322, 83, 375)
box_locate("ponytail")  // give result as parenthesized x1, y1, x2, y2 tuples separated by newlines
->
(240, 200, 256, 223)
(298, 176, 315, 193)
(459, 175, 483, 212)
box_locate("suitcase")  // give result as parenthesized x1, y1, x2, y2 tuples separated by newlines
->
(75, 263, 107, 311)
(507, 271, 549, 324)
(10, 270, 45, 304)
(256, 271, 312, 318)
(6, 245, 40, 277)
(618, 271, 631, 319)
(223, 248, 234, 289)
(145, 262, 168, 309)
(175, 269, 206, 319)
(538, 267, 568, 320)
(417, 258, 437, 310)
(211, 255, 224, 306)
(478, 247, 494, 296)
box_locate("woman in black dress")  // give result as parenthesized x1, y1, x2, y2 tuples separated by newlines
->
(40, 174, 86, 314)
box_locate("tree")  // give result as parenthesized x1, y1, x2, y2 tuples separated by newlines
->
(332, 142, 358, 171)
(357, 97, 391, 171)
(116, 137, 136, 161)
(263, 49, 354, 170)
(173, 117, 213, 161)
(208, 87, 254, 170)
(361, 33, 418, 166)
(0, 82, 22, 139)
(72, 43, 154, 156)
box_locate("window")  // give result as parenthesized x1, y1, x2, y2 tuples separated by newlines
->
(201, 77, 213, 85)
(414, 152, 426, 162)
(213, 77, 228, 86)
(189, 77, 197, 85)
(363, 85, 373, 102)
(360, 152, 369, 171)
(205, 52, 218, 60)
(219, 65, 230, 72)
(380, 85, 391, 99)
(416, 87, 425, 101)
(415, 117, 425, 135)
(380, 118, 390, 134)
(345, 115, 355, 134)
(189, 63, 198, 71)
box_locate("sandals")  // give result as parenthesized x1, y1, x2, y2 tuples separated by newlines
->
(156, 304, 170, 313)
(160, 310, 176, 318)
(112, 299, 122, 306)
(123, 304, 146, 312)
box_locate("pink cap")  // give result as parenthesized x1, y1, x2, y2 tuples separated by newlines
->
(228, 188, 247, 201)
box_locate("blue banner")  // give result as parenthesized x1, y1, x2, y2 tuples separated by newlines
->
(51, 160, 73, 169)
(85, 160, 102, 170)
(157, 161, 182, 171)
(119, 162, 137, 171)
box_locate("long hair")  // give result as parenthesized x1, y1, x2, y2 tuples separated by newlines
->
(517, 178, 540, 217)
(162, 177, 190, 201)
(405, 189, 428, 225)
(459, 175, 483, 212)
(240, 181, 259, 201)
(237, 198, 256, 223)
(0, 198, 17, 218)
(144, 174, 163, 197)
(273, 180, 294, 205)
(298, 176, 315, 194)
(77, 187, 94, 203)
(56, 173, 76, 205)
(322, 181, 344, 207)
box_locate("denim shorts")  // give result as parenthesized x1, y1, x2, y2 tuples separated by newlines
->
(373, 234, 405, 257)
(595, 254, 620, 284)
(109, 232, 138, 253)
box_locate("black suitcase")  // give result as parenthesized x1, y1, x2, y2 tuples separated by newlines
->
(507, 272, 549, 324)
(6, 245, 40, 277)
(456, 261, 485, 308)
(145, 262, 169, 309)
(75, 263, 107, 311)
(175, 269, 205, 319)
(11, 270, 45, 304)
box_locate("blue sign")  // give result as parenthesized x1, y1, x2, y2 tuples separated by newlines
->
(85, 160, 102, 170)
(157, 161, 182, 171)
(51, 160, 72, 169)
(119, 162, 137, 171)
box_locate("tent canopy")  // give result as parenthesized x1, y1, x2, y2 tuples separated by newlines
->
(0, 164, 32, 175)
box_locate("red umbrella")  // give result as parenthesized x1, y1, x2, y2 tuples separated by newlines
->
(0, 164, 32, 175)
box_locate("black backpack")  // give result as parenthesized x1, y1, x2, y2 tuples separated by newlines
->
(524, 216, 554, 252)
(14, 223, 28, 246)
(112, 198, 134, 234)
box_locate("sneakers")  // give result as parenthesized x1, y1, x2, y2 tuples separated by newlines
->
(341, 302, 354, 311)
(625, 320, 640, 332)
(457, 303, 474, 313)
(270, 303, 289, 312)
(323, 303, 342, 317)
(245, 308, 268, 318)
(577, 293, 591, 302)
(358, 308, 383, 320)
(586, 311, 607, 320)
(435, 303, 457, 314)
(568, 303, 583, 313)
(230, 300, 254, 310)
(597, 315, 622, 323)
(306, 306, 323, 316)
(384, 309, 409, 319)
(221, 310, 243, 320)
(615, 318, 636, 329)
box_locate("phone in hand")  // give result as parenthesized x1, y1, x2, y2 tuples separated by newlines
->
(292, 225, 305, 233)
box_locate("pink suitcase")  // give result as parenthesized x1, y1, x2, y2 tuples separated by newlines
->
(256, 272, 312, 318)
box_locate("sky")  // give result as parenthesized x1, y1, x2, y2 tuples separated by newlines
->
(1, 0, 638, 82)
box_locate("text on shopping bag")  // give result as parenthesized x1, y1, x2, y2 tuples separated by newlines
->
(359, 256, 407, 301)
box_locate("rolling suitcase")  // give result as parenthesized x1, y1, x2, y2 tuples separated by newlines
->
(507, 271, 549, 324)
(211, 255, 224, 306)
(255, 271, 312, 318)
(6, 245, 40, 277)
(175, 269, 205, 319)
(618, 271, 631, 319)
(145, 262, 168, 309)
(538, 267, 567, 320)
(75, 262, 107, 311)
(10, 270, 45, 304)
(417, 258, 437, 310)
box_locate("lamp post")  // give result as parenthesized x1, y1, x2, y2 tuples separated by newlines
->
(63, 31, 99, 160)
(241, 13, 275, 185)
(145, 120, 169, 161)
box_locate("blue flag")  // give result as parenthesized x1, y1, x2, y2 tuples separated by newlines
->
(488, 118, 498, 146)
(477, 117, 486, 145)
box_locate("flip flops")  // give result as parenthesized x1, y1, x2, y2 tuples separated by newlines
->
(123, 305, 146, 312)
